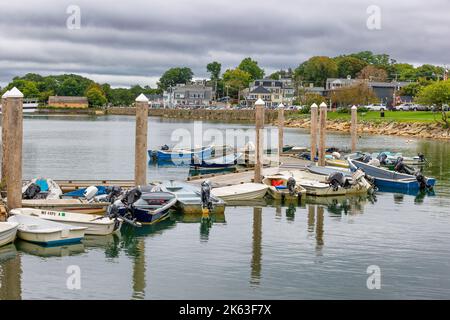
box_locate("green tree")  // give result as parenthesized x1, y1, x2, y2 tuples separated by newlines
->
(206, 61, 222, 80)
(295, 56, 338, 87)
(85, 84, 107, 107)
(222, 68, 252, 99)
(158, 67, 194, 90)
(6, 79, 39, 98)
(416, 80, 450, 128)
(393, 63, 416, 81)
(416, 64, 445, 80)
(334, 56, 367, 78)
(238, 57, 264, 81)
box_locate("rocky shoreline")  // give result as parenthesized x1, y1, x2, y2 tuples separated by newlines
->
(283, 118, 450, 140)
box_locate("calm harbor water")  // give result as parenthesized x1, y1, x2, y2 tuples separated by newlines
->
(1, 114, 450, 299)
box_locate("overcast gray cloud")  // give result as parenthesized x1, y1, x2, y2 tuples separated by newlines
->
(0, 0, 449, 87)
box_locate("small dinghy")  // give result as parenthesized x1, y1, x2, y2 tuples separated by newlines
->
(7, 214, 87, 246)
(0, 221, 19, 247)
(22, 178, 62, 200)
(262, 174, 306, 201)
(10, 208, 121, 236)
(211, 183, 268, 201)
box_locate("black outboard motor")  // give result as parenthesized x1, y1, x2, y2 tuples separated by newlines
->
(378, 153, 388, 165)
(327, 172, 347, 191)
(362, 154, 372, 163)
(161, 144, 169, 151)
(415, 172, 433, 190)
(22, 183, 41, 200)
(418, 153, 426, 163)
(287, 177, 296, 196)
(201, 180, 213, 211)
(121, 187, 142, 206)
(105, 185, 123, 203)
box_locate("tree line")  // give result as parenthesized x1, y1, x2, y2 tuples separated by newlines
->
(0, 51, 447, 107)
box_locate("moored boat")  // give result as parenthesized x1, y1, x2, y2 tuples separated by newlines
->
(262, 173, 306, 201)
(22, 178, 62, 200)
(8, 214, 87, 246)
(149, 145, 213, 162)
(348, 159, 435, 192)
(211, 183, 268, 201)
(157, 180, 225, 215)
(190, 152, 242, 170)
(10, 208, 121, 236)
(0, 221, 19, 247)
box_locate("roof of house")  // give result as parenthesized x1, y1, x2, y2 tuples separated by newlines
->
(250, 86, 271, 94)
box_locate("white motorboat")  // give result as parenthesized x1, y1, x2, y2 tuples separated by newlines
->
(7, 214, 87, 246)
(0, 221, 19, 247)
(10, 208, 121, 236)
(262, 173, 307, 200)
(211, 183, 268, 201)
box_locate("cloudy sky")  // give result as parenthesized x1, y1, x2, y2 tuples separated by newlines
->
(0, 0, 449, 88)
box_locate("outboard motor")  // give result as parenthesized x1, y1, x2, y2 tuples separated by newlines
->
(22, 183, 41, 199)
(161, 144, 169, 151)
(287, 177, 296, 196)
(83, 186, 98, 201)
(415, 172, 432, 190)
(200, 180, 213, 211)
(105, 185, 123, 203)
(122, 187, 142, 206)
(418, 153, 426, 163)
(327, 172, 347, 191)
(394, 157, 407, 173)
(362, 154, 372, 163)
(378, 153, 388, 165)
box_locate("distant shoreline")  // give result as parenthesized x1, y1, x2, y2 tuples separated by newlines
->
(34, 107, 450, 140)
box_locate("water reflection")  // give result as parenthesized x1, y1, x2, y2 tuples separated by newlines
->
(0, 245, 21, 300)
(250, 207, 262, 286)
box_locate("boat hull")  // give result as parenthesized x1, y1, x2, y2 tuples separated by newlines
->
(16, 229, 84, 246)
(348, 159, 436, 192)
(151, 146, 213, 161)
(0, 223, 18, 247)
(211, 183, 268, 201)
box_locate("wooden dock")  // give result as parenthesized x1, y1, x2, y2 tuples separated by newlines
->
(187, 156, 312, 188)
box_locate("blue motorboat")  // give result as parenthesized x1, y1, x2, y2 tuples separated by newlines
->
(149, 145, 213, 162)
(348, 159, 435, 193)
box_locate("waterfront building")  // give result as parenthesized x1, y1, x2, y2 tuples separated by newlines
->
(163, 83, 214, 108)
(245, 79, 294, 107)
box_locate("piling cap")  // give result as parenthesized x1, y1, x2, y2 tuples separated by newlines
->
(135, 93, 149, 102)
(351, 105, 357, 110)
(255, 98, 265, 107)
(4, 87, 23, 98)
(278, 103, 285, 109)
(319, 102, 327, 108)
(310, 103, 318, 108)
(1, 90, 10, 99)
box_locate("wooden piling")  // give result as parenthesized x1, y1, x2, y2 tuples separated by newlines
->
(277, 103, 284, 156)
(4, 88, 24, 210)
(310, 103, 318, 162)
(1, 91, 10, 189)
(254, 99, 265, 183)
(351, 105, 357, 152)
(318, 102, 327, 166)
(134, 94, 149, 186)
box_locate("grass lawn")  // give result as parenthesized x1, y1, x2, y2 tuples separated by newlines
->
(288, 111, 443, 123)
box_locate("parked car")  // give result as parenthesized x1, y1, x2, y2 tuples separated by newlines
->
(410, 104, 430, 111)
(366, 104, 387, 111)
(395, 103, 414, 111)
(431, 104, 450, 112)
